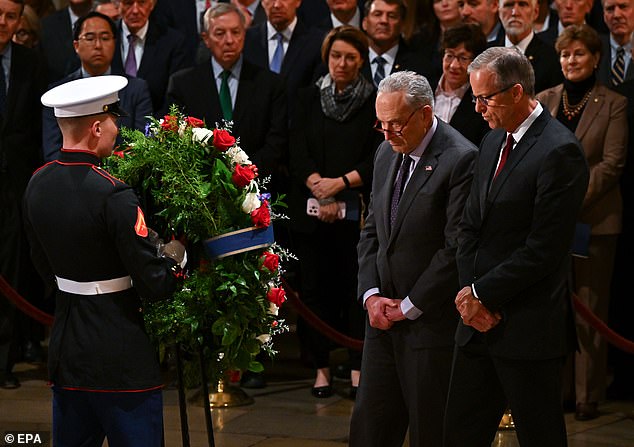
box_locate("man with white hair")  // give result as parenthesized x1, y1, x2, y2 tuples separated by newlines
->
(492, 0, 562, 92)
(350, 70, 477, 447)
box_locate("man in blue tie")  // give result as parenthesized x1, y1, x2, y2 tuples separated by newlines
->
(243, 0, 323, 114)
(361, 0, 436, 88)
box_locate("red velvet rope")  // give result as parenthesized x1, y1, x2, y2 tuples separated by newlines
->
(0, 275, 54, 326)
(572, 293, 634, 354)
(2, 274, 633, 355)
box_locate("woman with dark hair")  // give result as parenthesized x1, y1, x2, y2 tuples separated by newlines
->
(537, 24, 627, 422)
(289, 25, 382, 399)
(434, 23, 489, 145)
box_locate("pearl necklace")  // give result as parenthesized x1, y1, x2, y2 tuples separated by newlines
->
(562, 89, 592, 121)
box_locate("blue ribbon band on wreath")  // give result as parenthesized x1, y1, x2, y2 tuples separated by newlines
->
(203, 225, 275, 260)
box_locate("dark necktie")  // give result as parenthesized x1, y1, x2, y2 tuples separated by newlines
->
(493, 133, 514, 181)
(125, 34, 138, 77)
(219, 70, 233, 121)
(390, 154, 412, 228)
(0, 55, 6, 116)
(611, 47, 625, 86)
(373, 55, 386, 87)
(270, 33, 284, 74)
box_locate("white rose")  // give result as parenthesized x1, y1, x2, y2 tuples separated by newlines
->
(241, 192, 261, 213)
(256, 334, 272, 344)
(227, 146, 252, 165)
(192, 127, 214, 144)
(268, 302, 279, 316)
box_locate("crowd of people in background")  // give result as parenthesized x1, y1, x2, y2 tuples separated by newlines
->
(1, 0, 633, 441)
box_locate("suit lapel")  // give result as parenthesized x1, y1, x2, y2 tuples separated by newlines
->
(486, 111, 549, 205)
(256, 23, 269, 64)
(388, 131, 443, 242)
(539, 84, 563, 117)
(137, 23, 158, 77)
(479, 130, 506, 217)
(381, 149, 401, 242)
(626, 59, 634, 81)
(282, 21, 307, 74)
(203, 65, 222, 121)
(233, 63, 255, 127)
(575, 86, 602, 142)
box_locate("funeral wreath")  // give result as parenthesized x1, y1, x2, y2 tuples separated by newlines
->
(107, 106, 291, 385)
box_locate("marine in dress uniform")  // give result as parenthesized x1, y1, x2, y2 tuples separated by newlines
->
(23, 76, 185, 447)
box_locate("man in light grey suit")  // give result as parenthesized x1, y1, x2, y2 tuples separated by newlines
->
(349, 71, 477, 447)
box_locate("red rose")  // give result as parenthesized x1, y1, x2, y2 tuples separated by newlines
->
(113, 150, 125, 158)
(260, 251, 280, 272)
(232, 164, 257, 188)
(186, 116, 204, 128)
(213, 128, 236, 151)
(267, 287, 286, 307)
(161, 115, 178, 132)
(251, 199, 271, 228)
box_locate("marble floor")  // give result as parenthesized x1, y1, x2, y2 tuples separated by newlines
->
(2, 331, 634, 447)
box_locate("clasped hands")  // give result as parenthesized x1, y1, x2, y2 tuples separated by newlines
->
(366, 295, 406, 330)
(306, 174, 344, 223)
(455, 286, 501, 332)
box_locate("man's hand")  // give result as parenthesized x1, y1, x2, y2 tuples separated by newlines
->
(455, 286, 501, 332)
(384, 299, 406, 322)
(366, 295, 398, 330)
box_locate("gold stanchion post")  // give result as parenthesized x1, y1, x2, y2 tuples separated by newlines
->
(498, 408, 515, 430)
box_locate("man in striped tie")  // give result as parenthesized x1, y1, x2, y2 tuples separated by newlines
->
(598, 0, 634, 87)
(361, 0, 437, 88)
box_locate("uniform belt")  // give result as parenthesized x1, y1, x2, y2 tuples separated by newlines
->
(55, 275, 133, 295)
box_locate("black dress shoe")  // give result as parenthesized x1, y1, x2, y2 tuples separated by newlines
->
(311, 385, 333, 398)
(0, 373, 20, 390)
(575, 402, 599, 421)
(349, 386, 358, 400)
(240, 371, 266, 389)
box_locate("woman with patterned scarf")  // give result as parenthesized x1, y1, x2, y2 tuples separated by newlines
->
(288, 25, 382, 399)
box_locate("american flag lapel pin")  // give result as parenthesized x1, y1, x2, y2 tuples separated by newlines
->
(425, 165, 433, 171)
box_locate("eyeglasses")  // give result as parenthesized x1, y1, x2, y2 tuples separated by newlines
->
(15, 29, 34, 39)
(471, 84, 514, 106)
(78, 33, 115, 45)
(374, 107, 421, 138)
(443, 52, 473, 65)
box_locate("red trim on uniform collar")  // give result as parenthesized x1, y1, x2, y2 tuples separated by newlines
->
(60, 148, 99, 156)
(32, 161, 56, 175)
(91, 166, 116, 186)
